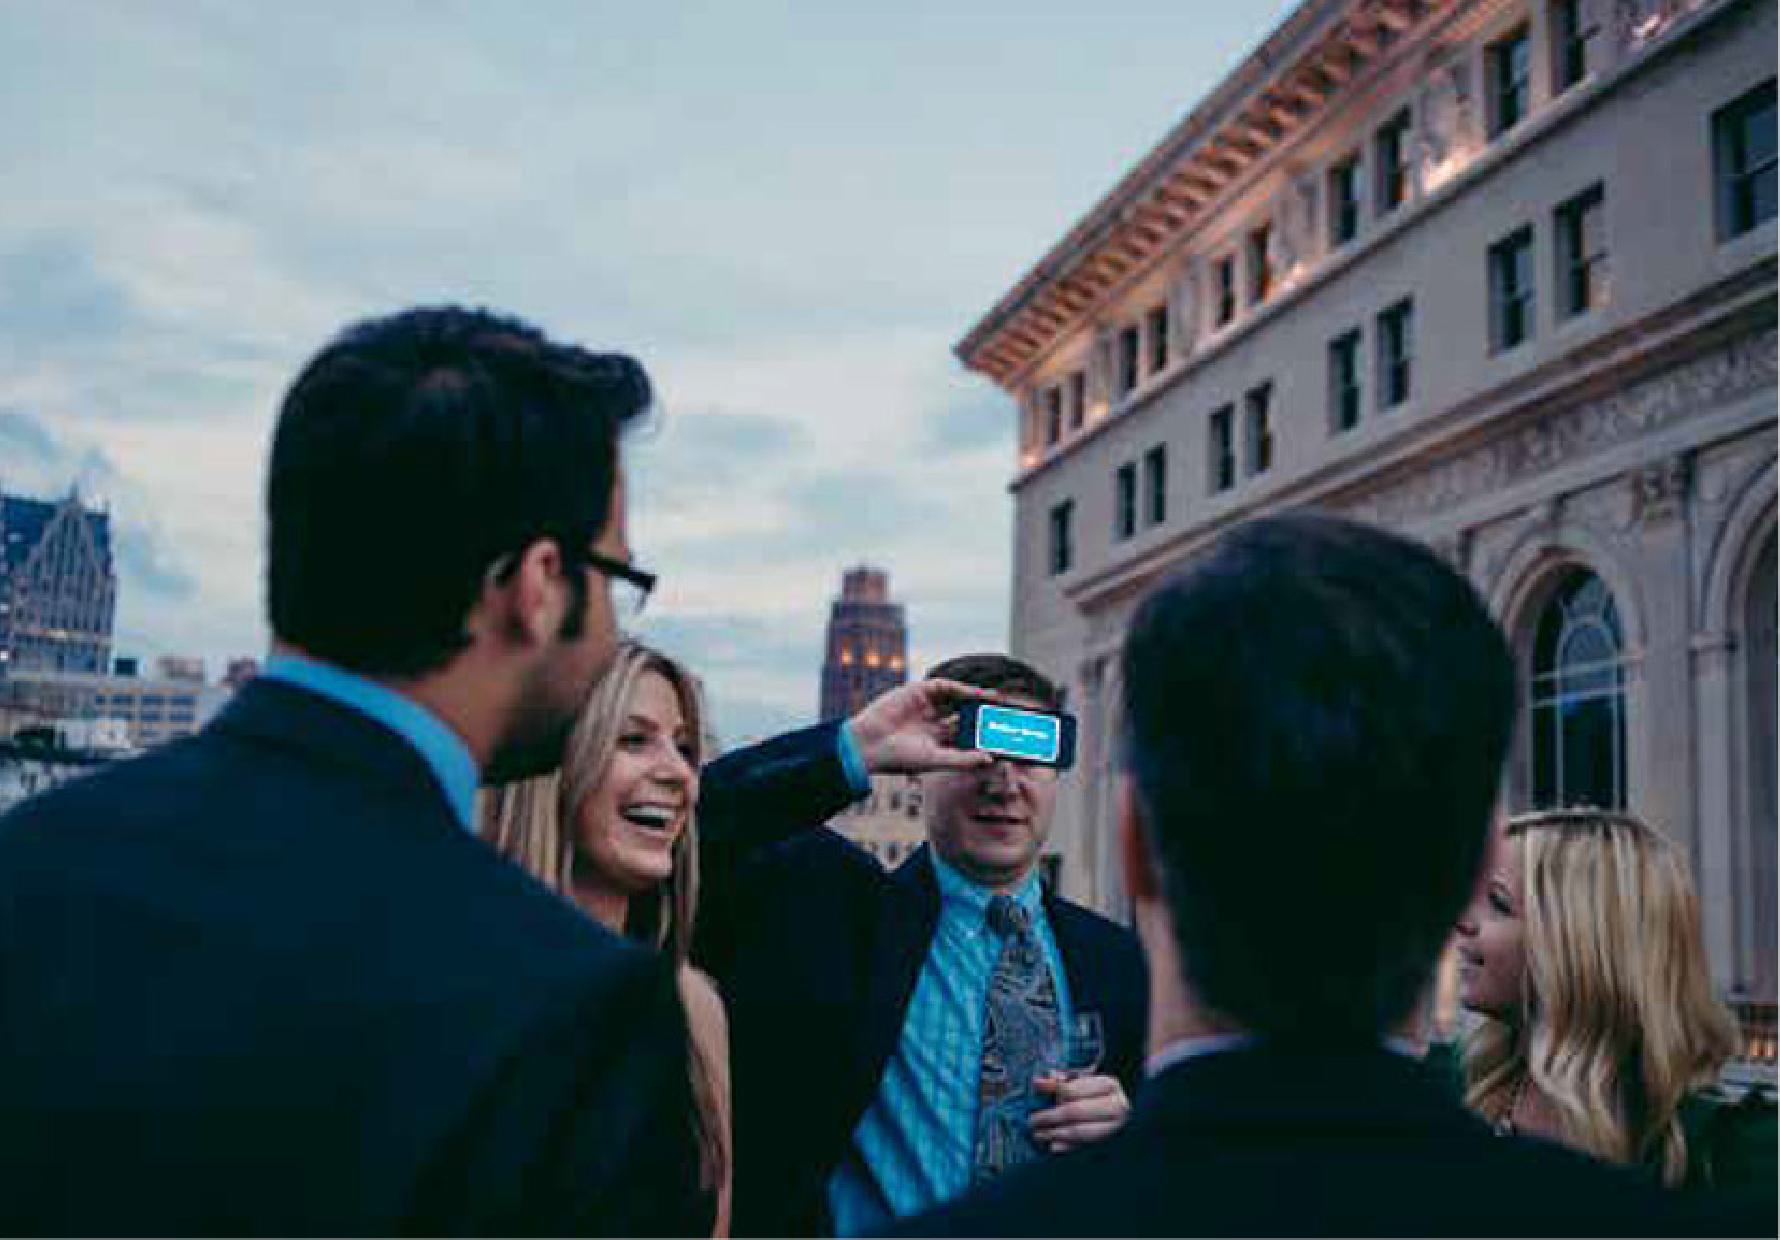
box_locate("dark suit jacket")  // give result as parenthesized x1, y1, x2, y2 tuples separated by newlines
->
(0, 678, 709, 1237)
(695, 722, 1148, 1238)
(896, 1046, 1765, 1237)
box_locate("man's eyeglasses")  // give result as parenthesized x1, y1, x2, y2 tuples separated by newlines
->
(582, 548, 656, 623)
(487, 544, 657, 625)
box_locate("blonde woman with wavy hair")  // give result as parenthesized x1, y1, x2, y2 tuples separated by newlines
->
(481, 641, 731, 1234)
(1454, 808, 1772, 1193)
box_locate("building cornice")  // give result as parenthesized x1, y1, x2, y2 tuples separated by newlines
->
(959, 0, 1737, 392)
(955, 0, 1457, 385)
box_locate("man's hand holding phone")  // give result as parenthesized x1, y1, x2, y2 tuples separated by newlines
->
(848, 679, 1079, 776)
(847, 679, 998, 775)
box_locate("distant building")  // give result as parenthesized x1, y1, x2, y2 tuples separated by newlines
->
(155, 655, 205, 683)
(818, 567, 908, 721)
(830, 775, 928, 869)
(0, 662, 229, 750)
(0, 488, 116, 676)
(222, 658, 260, 690)
(0, 735, 117, 814)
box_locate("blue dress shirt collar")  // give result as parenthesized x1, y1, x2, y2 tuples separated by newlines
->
(929, 849, 1045, 928)
(260, 653, 479, 833)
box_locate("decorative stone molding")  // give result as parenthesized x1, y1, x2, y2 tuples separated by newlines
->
(1613, 0, 1700, 54)
(1418, 55, 1478, 187)
(1340, 329, 1776, 529)
(1088, 330, 1115, 408)
(1632, 454, 1692, 526)
(1171, 260, 1202, 358)
(1270, 174, 1319, 277)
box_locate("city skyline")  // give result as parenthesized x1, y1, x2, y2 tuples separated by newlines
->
(1, 1, 1296, 743)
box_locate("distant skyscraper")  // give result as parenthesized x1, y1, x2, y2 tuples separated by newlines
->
(0, 488, 116, 676)
(818, 566, 907, 721)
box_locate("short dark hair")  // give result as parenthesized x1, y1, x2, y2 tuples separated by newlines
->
(926, 653, 1063, 711)
(1120, 513, 1514, 1040)
(267, 306, 651, 676)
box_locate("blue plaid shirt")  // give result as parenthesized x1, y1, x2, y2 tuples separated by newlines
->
(826, 851, 1072, 1235)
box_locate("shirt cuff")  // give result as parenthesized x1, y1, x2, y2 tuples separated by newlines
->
(836, 723, 872, 799)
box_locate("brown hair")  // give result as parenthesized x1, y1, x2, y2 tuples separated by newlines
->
(926, 652, 1063, 710)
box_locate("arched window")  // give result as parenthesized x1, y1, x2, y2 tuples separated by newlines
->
(1529, 569, 1628, 809)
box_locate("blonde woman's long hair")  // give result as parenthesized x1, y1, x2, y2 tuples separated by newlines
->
(1464, 809, 1740, 1185)
(481, 640, 704, 962)
(480, 642, 725, 1193)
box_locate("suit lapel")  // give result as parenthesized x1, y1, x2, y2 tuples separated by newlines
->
(1045, 896, 1108, 1017)
(853, 844, 941, 1104)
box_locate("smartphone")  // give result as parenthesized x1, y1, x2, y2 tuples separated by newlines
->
(955, 702, 1077, 770)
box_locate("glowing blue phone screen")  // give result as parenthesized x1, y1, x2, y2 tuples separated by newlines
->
(974, 704, 1060, 763)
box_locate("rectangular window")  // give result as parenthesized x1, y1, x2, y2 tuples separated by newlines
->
(1329, 329, 1363, 433)
(1555, 184, 1606, 319)
(1489, 226, 1536, 352)
(1214, 256, 1236, 327)
(1377, 299, 1414, 409)
(1043, 386, 1063, 445)
(1146, 303, 1170, 375)
(1209, 406, 1236, 493)
(1328, 155, 1361, 247)
(1143, 444, 1167, 526)
(1117, 324, 1141, 396)
(1114, 463, 1137, 542)
(1048, 501, 1074, 575)
(1066, 370, 1086, 431)
(1550, 0, 1597, 94)
(1487, 27, 1531, 138)
(1247, 224, 1274, 305)
(1243, 383, 1274, 476)
(1375, 110, 1411, 215)
(1714, 80, 1778, 240)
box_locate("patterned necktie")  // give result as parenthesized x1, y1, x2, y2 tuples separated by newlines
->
(972, 893, 1061, 1183)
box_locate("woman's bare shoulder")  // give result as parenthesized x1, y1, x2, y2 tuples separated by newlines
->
(677, 965, 729, 1033)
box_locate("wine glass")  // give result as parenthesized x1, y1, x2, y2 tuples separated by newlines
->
(1046, 1011, 1105, 1080)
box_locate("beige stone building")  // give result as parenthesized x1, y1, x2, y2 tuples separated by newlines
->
(958, 0, 1776, 1033)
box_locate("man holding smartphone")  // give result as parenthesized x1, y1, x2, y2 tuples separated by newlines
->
(694, 654, 1145, 1237)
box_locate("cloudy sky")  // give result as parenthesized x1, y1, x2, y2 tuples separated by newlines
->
(3, 0, 1294, 744)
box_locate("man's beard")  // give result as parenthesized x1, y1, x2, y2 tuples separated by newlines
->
(482, 695, 579, 786)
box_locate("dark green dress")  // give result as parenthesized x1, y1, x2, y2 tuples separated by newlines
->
(1433, 1042, 1775, 1201)
(1673, 1087, 1778, 1198)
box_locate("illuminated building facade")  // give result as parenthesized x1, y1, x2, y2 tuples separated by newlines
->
(959, 0, 1777, 1039)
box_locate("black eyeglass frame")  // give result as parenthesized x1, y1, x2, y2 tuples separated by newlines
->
(580, 547, 658, 615)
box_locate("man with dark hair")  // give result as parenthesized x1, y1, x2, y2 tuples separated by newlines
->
(694, 653, 1147, 1236)
(0, 306, 708, 1235)
(905, 514, 1744, 1237)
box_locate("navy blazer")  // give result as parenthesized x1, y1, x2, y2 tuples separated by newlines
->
(0, 678, 709, 1236)
(694, 721, 1147, 1238)
(898, 1046, 1763, 1237)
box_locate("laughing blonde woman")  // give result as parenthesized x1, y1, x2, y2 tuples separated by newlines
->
(481, 641, 730, 1235)
(1454, 808, 1774, 1196)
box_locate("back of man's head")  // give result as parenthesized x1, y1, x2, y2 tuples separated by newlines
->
(267, 306, 651, 677)
(1120, 513, 1514, 1041)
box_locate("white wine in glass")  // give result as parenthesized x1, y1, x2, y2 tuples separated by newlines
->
(1047, 1011, 1105, 1079)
